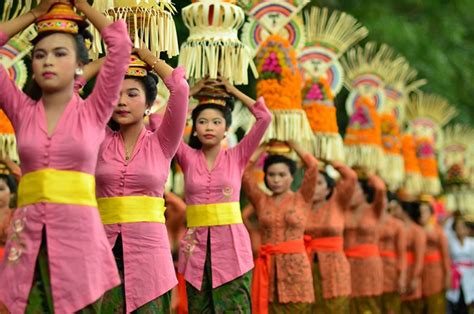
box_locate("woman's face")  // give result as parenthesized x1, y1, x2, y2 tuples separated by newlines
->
(195, 108, 226, 148)
(265, 163, 293, 195)
(0, 179, 11, 209)
(313, 174, 329, 203)
(32, 33, 80, 93)
(454, 219, 469, 240)
(419, 203, 432, 226)
(113, 79, 148, 127)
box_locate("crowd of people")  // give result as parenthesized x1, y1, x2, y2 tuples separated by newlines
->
(0, 0, 472, 314)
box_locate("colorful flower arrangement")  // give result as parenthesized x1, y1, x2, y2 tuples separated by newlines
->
(415, 137, 439, 178)
(344, 96, 381, 146)
(401, 134, 421, 174)
(380, 113, 401, 154)
(256, 35, 302, 110)
(302, 77, 338, 133)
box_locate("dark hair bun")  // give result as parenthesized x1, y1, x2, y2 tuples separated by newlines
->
(148, 71, 159, 85)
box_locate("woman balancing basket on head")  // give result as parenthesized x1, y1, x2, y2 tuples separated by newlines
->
(0, 0, 132, 312)
(176, 79, 271, 313)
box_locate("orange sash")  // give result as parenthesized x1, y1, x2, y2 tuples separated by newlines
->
(345, 244, 380, 258)
(0, 247, 4, 261)
(251, 239, 306, 314)
(379, 250, 397, 259)
(406, 252, 415, 265)
(176, 273, 188, 314)
(424, 251, 441, 264)
(304, 235, 344, 253)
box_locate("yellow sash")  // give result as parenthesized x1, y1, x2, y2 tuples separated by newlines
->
(97, 196, 166, 224)
(18, 169, 97, 208)
(186, 202, 242, 227)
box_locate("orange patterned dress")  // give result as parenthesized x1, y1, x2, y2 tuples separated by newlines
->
(379, 215, 407, 293)
(343, 175, 386, 298)
(243, 154, 318, 305)
(401, 221, 426, 301)
(421, 225, 450, 296)
(305, 162, 356, 300)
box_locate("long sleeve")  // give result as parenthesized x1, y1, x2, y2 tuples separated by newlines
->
(242, 161, 266, 212)
(333, 162, 357, 208)
(370, 174, 386, 219)
(85, 20, 131, 125)
(174, 141, 193, 171)
(396, 221, 407, 273)
(156, 67, 189, 159)
(413, 227, 427, 278)
(298, 154, 319, 204)
(0, 31, 34, 129)
(235, 98, 271, 168)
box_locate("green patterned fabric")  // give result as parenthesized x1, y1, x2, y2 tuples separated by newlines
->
(423, 292, 446, 314)
(186, 236, 252, 313)
(350, 296, 382, 314)
(101, 235, 172, 313)
(381, 292, 401, 314)
(268, 301, 312, 314)
(401, 299, 423, 314)
(25, 234, 103, 314)
(312, 262, 350, 314)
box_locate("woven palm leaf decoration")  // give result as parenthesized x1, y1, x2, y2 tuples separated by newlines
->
(341, 42, 393, 173)
(179, 0, 256, 85)
(299, 6, 368, 162)
(379, 54, 426, 191)
(255, 35, 313, 152)
(91, 0, 178, 58)
(405, 93, 458, 195)
(440, 124, 474, 213)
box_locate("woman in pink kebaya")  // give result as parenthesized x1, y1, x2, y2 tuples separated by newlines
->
(0, 0, 131, 312)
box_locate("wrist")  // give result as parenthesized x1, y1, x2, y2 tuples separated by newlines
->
(30, 8, 40, 19)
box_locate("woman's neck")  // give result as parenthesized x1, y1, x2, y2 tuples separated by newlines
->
(42, 85, 74, 109)
(202, 143, 221, 159)
(120, 121, 144, 144)
(312, 199, 327, 211)
(457, 234, 465, 245)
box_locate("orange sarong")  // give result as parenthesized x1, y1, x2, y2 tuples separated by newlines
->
(345, 244, 380, 258)
(251, 239, 306, 314)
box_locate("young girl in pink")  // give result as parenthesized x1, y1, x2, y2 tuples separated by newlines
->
(0, 1, 131, 312)
(95, 46, 189, 312)
(176, 79, 271, 312)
